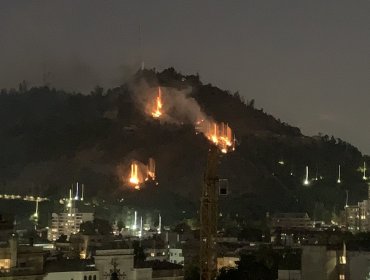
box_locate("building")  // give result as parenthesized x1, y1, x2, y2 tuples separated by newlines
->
(0, 235, 45, 280)
(216, 256, 239, 271)
(344, 205, 360, 233)
(48, 211, 94, 241)
(0, 213, 14, 243)
(278, 270, 301, 280)
(149, 261, 184, 280)
(43, 259, 99, 280)
(94, 249, 152, 280)
(145, 248, 168, 262)
(346, 250, 370, 280)
(48, 190, 94, 241)
(169, 249, 184, 265)
(342, 184, 370, 233)
(301, 245, 339, 280)
(272, 213, 313, 230)
(300, 244, 370, 280)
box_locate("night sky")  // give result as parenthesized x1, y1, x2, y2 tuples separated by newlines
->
(1, 1, 369, 152)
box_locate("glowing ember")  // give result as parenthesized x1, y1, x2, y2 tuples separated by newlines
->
(152, 87, 163, 118)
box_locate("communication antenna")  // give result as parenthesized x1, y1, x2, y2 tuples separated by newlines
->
(139, 24, 145, 70)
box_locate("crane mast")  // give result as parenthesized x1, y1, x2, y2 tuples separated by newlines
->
(200, 145, 220, 280)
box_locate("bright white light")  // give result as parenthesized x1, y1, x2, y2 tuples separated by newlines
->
(363, 162, 367, 180)
(303, 166, 309, 186)
(337, 165, 341, 184)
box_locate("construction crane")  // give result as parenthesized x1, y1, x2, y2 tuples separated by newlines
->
(200, 144, 220, 280)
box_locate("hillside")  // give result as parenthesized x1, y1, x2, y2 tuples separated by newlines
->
(0, 68, 367, 222)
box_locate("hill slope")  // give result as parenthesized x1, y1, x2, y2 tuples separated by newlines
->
(0, 68, 367, 221)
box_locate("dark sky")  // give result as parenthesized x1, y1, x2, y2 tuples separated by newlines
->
(1, 1, 369, 153)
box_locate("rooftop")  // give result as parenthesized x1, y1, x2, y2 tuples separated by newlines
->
(273, 213, 310, 219)
(44, 259, 96, 273)
(135, 260, 183, 270)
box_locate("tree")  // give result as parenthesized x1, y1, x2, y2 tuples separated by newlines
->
(117, 220, 125, 231)
(184, 263, 199, 280)
(247, 99, 255, 108)
(94, 218, 112, 235)
(56, 234, 68, 243)
(80, 221, 95, 234)
(18, 80, 28, 93)
(132, 240, 145, 263)
(80, 219, 112, 235)
(218, 267, 240, 280)
(91, 85, 104, 96)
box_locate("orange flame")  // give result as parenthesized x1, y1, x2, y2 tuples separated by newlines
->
(128, 159, 157, 190)
(152, 87, 163, 118)
(147, 158, 156, 180)
(129, 162, 140, 189)
(200, 121, 235, 153)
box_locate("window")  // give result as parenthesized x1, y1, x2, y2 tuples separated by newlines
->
(93, 276, 96, 280)
(0, 259, 10, 269)
(84, 276, 87, 280)
(89, 276, 92, 280)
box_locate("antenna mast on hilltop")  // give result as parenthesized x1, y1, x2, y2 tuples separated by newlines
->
(139, 24, 145, 70)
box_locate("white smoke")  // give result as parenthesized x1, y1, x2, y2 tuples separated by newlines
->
(132, 81, 209, 126)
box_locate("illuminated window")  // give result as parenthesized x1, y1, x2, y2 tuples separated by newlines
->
(339, 256, 346, 264)
(339, 274, 345, 280)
